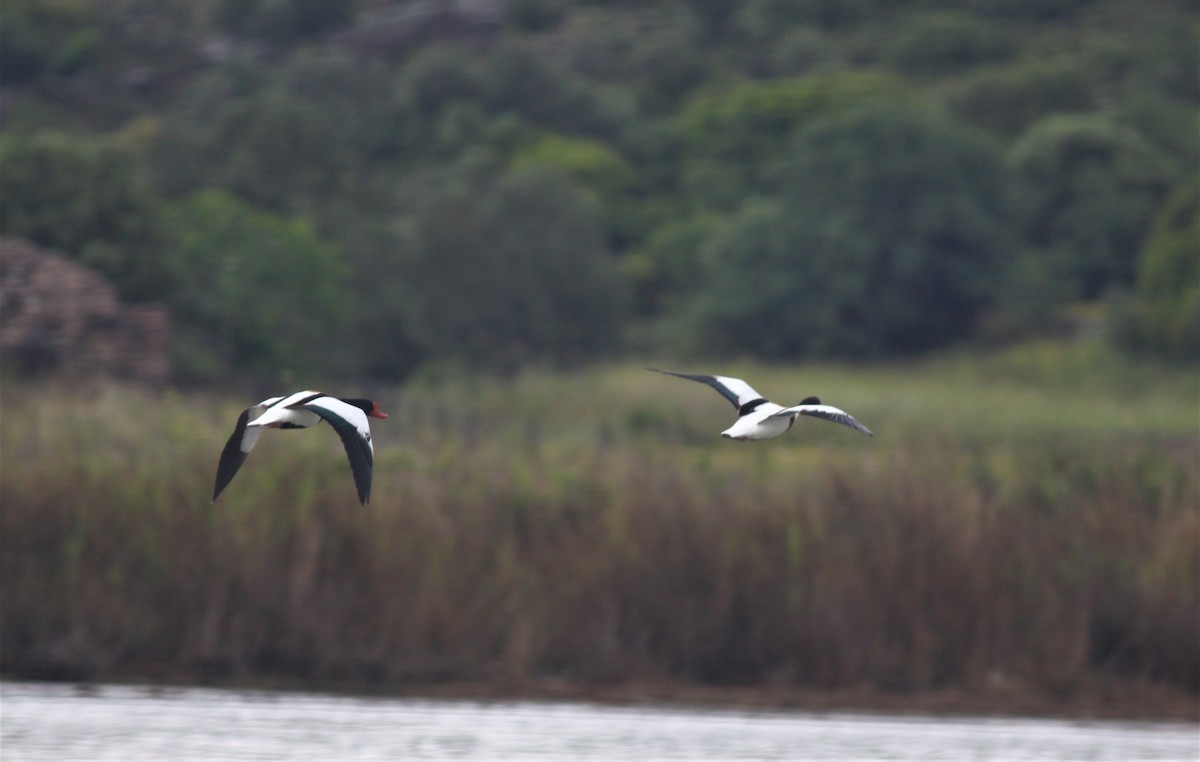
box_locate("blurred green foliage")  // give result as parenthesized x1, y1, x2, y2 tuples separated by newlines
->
(0, 0, 99, 84)
(398, 166, 625, 372)
(214, 0, 357, 41)
(886, 12, 1018, 77)
(1115, 178, 1200, 360)
(687, 104, 1019, 357)
(679, 71, 917, 209)
(1009, 113, 1177, 299)
(0, 130, 167, 300)
(0, 0, 1195, 381)
(161, 190, 349, 381)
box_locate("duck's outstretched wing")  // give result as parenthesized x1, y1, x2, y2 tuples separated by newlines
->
(646, 369, 766, 410)
(295, 397, 375, 505)
(772, 401, 874, 437)
(212, 408, 265, 501)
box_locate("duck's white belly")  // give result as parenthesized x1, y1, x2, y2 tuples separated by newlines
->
(721, 404, 792, 440)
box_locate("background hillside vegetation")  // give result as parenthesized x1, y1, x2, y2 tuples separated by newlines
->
(1, 0, 1196, 381)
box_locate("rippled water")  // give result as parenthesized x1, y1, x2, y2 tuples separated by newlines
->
(1, 681, 1196, 761)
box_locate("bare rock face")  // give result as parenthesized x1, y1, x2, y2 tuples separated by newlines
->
(0, 237, 170, 385)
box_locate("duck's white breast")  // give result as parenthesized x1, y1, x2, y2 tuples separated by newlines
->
(723, 404, 791, 440)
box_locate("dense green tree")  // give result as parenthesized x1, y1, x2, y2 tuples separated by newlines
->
(630, 31, 708, 114)
(400, 45, 489, 117)
(1008, 114, 1177, 299)
(207, 93, 350, 214)
(679, 71, 918, 210)
(274, 49, 407, 162)
(1116, 179, 1200, 360)
(484, 41, 620, 138)
(512, 134, 634, 201)
(2, 0, 1196, 376)
(161, 190, 349, 381)
(508, 0, 566, 32)
(335, 219, 428, 383)
(152, 85, 350, 216)
(686, 103, 1019, 358)
(948, 0, 1101, 20)
(1118, 93, 1200, 176)
(154, 50, 414, 242)
(398, 167, 625, 371)
(0, 0, 98, 84)
(740, 0, 869, 30)
(213, 0, 356, 42)
(945, 58, 1098, 136)
(0, 131, 166, 301)
(886, 12, 1017, 77)
(511, 133, 639, 245)
(624, 213, 723, 318)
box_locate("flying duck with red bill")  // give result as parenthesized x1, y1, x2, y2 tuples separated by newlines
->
(212, 391, 389, 505)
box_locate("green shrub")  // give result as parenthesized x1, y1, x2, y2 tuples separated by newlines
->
(1009, 113, 1176, 299)
(887, 12, 1017, 77)
(0, 131, 166, 301)
(946, 59, 1098, 136)
(686, 102, 1019, 358)
(1116, 179, 1200, 360)
(161, 190, 349, 382)
(398, 167, 626, 371)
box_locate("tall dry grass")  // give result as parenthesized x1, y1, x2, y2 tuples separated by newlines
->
(1, 351, 1197, 701)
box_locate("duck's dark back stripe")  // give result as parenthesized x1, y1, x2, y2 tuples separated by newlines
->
(286, 392, 325, 409)
(738, 398, 768, 416)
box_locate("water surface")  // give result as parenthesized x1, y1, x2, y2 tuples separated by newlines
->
(2, 681, 1196, 761)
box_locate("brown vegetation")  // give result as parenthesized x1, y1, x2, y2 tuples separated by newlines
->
(0, 368, 1196, 718)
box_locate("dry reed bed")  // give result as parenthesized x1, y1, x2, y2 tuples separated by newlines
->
(1, 372, 1196, 704)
